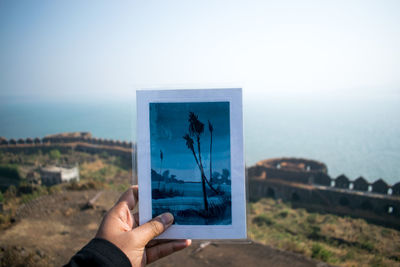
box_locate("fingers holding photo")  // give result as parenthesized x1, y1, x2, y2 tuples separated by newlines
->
(133, 212, 174, 246)
(146, 239, 192, 264)
(115, 185, 138, 210)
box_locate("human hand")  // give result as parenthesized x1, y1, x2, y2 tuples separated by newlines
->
(95, 186, 191, 266)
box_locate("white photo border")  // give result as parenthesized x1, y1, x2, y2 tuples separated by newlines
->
(137, 88, 246, 239)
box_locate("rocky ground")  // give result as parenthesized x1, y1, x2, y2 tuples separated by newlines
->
(0, 189, 326, 267)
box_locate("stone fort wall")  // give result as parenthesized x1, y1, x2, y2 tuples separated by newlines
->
(248, 158, 400, 229)
(0, 132, 134, 159)
(2, 134, 399, 228)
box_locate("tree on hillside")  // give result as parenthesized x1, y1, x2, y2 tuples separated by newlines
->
(0, 164, 21, 180)
(49, 149, 61, 161)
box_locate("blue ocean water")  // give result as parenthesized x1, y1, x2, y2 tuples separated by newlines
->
(0, 91, 399, 184)
(151, 181, 232, 225)
(0, 101, 134, 142)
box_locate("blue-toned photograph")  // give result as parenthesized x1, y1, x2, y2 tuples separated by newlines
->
(150, 102, 231, 225)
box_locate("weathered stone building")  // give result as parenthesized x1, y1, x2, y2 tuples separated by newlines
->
(42, 132, 92, 144)
(248, 157, 400, 229)
(40, 166, 80, 186)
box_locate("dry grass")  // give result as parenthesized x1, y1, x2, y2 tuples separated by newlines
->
(248, 198, 400, 266)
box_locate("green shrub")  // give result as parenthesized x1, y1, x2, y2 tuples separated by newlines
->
(0, 191, 3, 202)
(0, 213, 10, 225)
(343, 250, 355, 260)
(360, 241, 375, 252)
(4, 185, 17, 200)
(381, 228, 391, 237)
(307, 213, 317, 224)
(253, 214, 274, 226)
(308, 225, 321, 239)
(0, 164, 20, 180)
(248, 203, 255, 214)
(311, 243, 332, 262)
(100, 151, 109, 158)
(48, 185, 62, 194)
(369, 256, 385, 267)
(20, 188, 47, 204)
(66, 180, 105, 191)
(278, 210, 289, 218)
(49, 149, 61, 160)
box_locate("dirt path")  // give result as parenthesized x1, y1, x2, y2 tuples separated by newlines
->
(0, 190, 120, 266)
(0, 190, 327, 267)
(151, 241, 328, 267)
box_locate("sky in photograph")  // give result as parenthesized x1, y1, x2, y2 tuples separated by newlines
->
(150, 102, 230, 181)
(1, 0, 399, 103)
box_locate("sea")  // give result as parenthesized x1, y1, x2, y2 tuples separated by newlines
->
(1, 91, 399, 184)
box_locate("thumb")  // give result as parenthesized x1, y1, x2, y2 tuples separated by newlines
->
(133, 213, 174, 246)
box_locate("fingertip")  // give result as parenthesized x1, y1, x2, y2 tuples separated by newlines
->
(160, 212, 174, 226)
(173, 239, 191, 250)
(131, 185, 138, 193)
(146, 239, 191, 264)
(131, 186, 138, 201)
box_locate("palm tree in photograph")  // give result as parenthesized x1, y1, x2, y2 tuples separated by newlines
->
(208, 120, 214, 183)
(184, 112, 221, 211)
(183, 133, 208, 211)
(158, 150, 163, 189)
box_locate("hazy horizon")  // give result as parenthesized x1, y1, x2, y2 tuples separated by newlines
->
(1, 0, 399, 103)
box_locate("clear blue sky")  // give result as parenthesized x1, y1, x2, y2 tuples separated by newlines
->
(1, 0, 399, 104)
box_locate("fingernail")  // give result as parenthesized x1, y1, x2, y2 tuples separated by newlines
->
(160, 212, 174, 225)
(175, 239, 191, 249)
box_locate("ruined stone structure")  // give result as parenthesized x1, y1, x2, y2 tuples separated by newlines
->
(0, 132, 134, 160)
(42, 132, 92, 144)
(40, 166, 80, 186)
(248, 158, 400, 229)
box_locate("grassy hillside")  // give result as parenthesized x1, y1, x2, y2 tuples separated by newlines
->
(0, 149, 131, 229)
(1, 149, 400, 266)
(248, 198, 400, 266)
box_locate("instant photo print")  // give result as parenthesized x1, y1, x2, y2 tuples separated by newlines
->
(137, 88, 246, 239)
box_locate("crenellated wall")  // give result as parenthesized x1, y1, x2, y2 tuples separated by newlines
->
(248, 158, 400, 229)
(249, 157, 400, 196)
(0, 132, 134, 159)
(2, 134, 399, 228)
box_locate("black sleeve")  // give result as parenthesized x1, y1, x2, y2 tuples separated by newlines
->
(64, 238, 132, 267)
